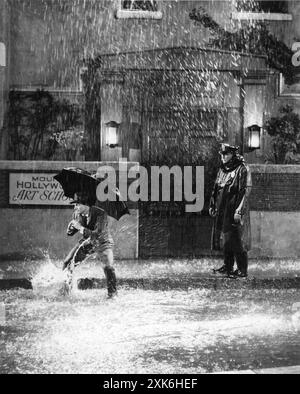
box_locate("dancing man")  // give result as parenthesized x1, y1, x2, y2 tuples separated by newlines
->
(62, 191, 117, 298)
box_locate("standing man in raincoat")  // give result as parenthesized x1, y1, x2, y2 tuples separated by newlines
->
(209, 143, 252, 278)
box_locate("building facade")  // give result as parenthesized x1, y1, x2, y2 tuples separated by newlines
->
(1, 1, 300, 260)
(0, 0, 299, 164)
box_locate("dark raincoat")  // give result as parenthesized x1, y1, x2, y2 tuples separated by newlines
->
(210, 155, 252, 252)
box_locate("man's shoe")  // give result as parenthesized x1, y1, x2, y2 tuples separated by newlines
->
(59, 282, 71, 296)
(107, 291, 118, 300)
(212, 265, 228, 275)
(104, 267, 117, 296)
(233, 269, 248, 278)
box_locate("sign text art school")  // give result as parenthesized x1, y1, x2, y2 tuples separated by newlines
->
(9, 173, 71, 205)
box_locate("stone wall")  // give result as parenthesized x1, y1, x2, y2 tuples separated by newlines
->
(9, 0, 234, 89)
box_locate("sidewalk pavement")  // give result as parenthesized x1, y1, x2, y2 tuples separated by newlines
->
(0, 258, 300, 290)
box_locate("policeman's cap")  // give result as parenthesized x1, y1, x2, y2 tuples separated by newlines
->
(219, 143, 239, 155)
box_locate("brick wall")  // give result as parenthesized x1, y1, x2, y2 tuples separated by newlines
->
(140, 165, 300, 258)
(1, 162, 300, 259)
(250, 172, 300, 211)
(1, 164, 300, 211)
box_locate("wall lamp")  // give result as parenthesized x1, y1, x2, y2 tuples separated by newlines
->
(248, 124, 261, 151)
(105, 121, 120, 148)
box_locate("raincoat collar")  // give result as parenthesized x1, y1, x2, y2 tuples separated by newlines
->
(221, 154, 245, 173)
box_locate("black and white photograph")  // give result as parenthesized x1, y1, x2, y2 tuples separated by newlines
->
(0, 0, 300, 377)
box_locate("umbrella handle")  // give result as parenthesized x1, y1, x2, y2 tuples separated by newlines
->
(93, 205, 105, 213)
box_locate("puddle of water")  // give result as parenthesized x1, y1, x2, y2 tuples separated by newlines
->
(0, 287, 300, 373)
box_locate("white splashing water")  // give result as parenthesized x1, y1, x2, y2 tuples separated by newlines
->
(32, 261, 66, 294)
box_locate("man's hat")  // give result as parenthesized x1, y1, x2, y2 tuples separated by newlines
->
(219, 143, 239, 155)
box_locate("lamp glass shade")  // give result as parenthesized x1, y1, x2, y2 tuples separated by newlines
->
(107, 127, 118, 146)
(105, 121, 120, 146)
(248, 126, 261, 150)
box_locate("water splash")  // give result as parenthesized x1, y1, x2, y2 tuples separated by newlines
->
(1, 286, 300, 374)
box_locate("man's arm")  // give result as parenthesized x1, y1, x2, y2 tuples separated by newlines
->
(71, 208, 107, 238)
(234, 165, 251, 222)
(209, 171, 220, 217)
(66, 222, 78, 236)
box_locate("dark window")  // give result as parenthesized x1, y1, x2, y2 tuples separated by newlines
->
(257, 1, 288, 13)
(7, 90, 84, 161)
(122, 1, 158, 12)
(237, 1, 288, 13)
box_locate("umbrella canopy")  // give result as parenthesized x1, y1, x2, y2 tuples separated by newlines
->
(54, 167, 97, 204)
(54, 167, 130, 220)
(96, 188, 130, 221)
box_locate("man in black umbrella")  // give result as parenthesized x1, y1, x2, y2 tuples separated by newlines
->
(209, 143, 252, 278)
(62, 190, 117, 298)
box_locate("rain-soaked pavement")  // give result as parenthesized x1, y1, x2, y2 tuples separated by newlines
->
(1, 259, 300, 374)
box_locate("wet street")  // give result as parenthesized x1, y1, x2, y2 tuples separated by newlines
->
(2, 0, 300, 377)
(1, 259, 300, 374)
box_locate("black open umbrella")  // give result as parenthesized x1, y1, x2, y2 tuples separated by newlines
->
(96, 188, 130, 221)
(54, 167, 96, 200)
(54, 167, 129, 220)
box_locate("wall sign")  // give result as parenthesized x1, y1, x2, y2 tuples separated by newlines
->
(9, 173, 71, 205)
